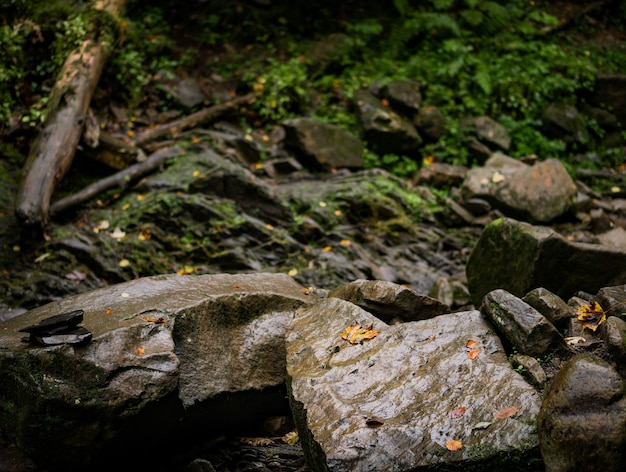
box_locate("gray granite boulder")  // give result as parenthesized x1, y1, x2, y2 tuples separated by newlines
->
(0, 273, 312, 469)
(538, 353, 626, 472)
(466, 217, 626, 306)
(287, 297, 542, 472)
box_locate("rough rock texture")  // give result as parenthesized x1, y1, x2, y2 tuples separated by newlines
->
(466, 217, 626, 306)
(380, 80, 422, 116)
(538, 353, 626, 472)
(480, 289, 563, 357)
(603, 316, 626, 379)
(329, 279, 449, 322)
(0, 273, 311, 470)
(282, 117, 363, 170)
(462, 158, 577, 223)
(541, 102, 589, 145)
(287, 297, 542, 472)
(522, 288, 573, 328)
(413, 105, 446, 143)
(354, 89, 423, 157)
(460, 116, 511, 151)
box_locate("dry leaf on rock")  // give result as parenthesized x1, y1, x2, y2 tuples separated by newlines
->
(450, 406, 466, 419)
(576, 301, 606, 331)
(494, 405, 520, 419)
(282, 431, 299, 445)
(468, 349, 479, 360)
(446, 439, 463, 451)
(340, 323, 379, 344)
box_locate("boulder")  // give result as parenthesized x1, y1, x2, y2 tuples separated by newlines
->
(466, 217, 626, 306)
(287, 297, 542, 472)
(460, 116, 511, 151)
(480, 289, 563, 357)
(461, 158, 577, 223)
(602, 316, 626, 379)
(0, 273, 312, 470)
(282, 117, 363, 170)
(522, 288, 574, 328)
(413, 105, 446, 143)
(538, 353, 626, 472)
(329, 279, 450, 322)
(354, 89, 423, 158)
(541, 102, 589, 145)
(380, 80, 422, 116)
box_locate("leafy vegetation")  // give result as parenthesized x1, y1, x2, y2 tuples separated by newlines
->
(1, 0, 625, 181)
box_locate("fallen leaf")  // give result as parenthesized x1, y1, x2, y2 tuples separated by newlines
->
(491, 171, 505, 183)
(138, 228, 152, 241)
(364, 416, 385, 427)
(450, 406, 466, 419)
(265, 224, 274, 230)
(145, 317, 166, 324)
(104, 308, 113, 316)
(340, 239, 351, 246)
(288, 268, 298, 277)
(565, 336, 586, 345)
(240, 437, 274, 446)
(465, 339, 478, 348)
(282, 431, 299, 445)
(110, 227, 126, 239)
(322, 245, 333, 252)
(472, 421, 492, 430)
(494, 406, 520, 419)
(341, 323, 380, 344)
(468, 349, 479, 360)
(446, 439, 463, 451)
(137, 347, 145, 355)
(119, 259, 130, 268)
(576, 301, 606, 331)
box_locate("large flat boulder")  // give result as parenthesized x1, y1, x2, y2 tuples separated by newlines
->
(0, 273, 312, 470)
(286, 297, 542, 471)
(467, 217, 626, 306)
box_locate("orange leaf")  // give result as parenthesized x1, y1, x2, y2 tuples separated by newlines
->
(446, 439, 463, 451)
(340, 323, 380, 344)
(468, 349, 479, 360)
(465, 339, 478, 348)
(104, 308, 113, 316)
(137, 347, 145, 355)
(145, 317, 166, 324)
(450, 406, 466, 419)
(494, 406, 520, 419)
(576, 301, 606, 332)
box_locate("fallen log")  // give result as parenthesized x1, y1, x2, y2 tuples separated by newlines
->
(14, 0, 127, 228)
(50, 146, 183, 216)
(131, 93, 257, 146)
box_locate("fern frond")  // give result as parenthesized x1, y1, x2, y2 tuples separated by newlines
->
(474, 60, 492, 95)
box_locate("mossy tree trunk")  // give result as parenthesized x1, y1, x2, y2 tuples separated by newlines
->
(14, 0, 127, 229)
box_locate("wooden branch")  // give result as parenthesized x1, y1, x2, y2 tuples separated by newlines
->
(50, 146, 183, 216)
(132, 93, 257, 146)
(14, 0, 127, 228)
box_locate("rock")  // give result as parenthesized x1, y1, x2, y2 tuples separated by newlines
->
(380, 80, 422, 116)
(306, 33, 354, 74)
(597, 227, 626, 250)
(462, 158, 577, 223)
(261, 157, 303, 178)
(541, 102, 589, 145)
(538, 353, 626, 472)
(169, 77, 206, 108)
(466, 217, 626, 306)
(0, 273, 312, 470)
(596, 284, 626, 314)
(588, 73, 626, 124)
(480, 289, 563, 357)
(460, 116, 511, 151)
(282, 117, 363, 170)
(413, 105, 446, 143)
(602, 316, 626, 378)
(522, 288, 573, 328)
(510, 354, 547, 388)
(415, 162, 467, 188)
(329, 279, 449, 322)
(287, 298, 542, 472)
(354, 89, 423, 158)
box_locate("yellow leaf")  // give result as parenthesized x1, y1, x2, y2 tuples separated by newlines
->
(282, 431, 299, 445)
(119, 259, 130, 267)
(137, 347, 145, 355)
(288, 268, 298, 277)
(340, 323, 380, 344)
(576, 301, 606, 331)
(322, 246, 332, 252)
(340, 239, 351, 246)
(446, 439, 463, 451)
